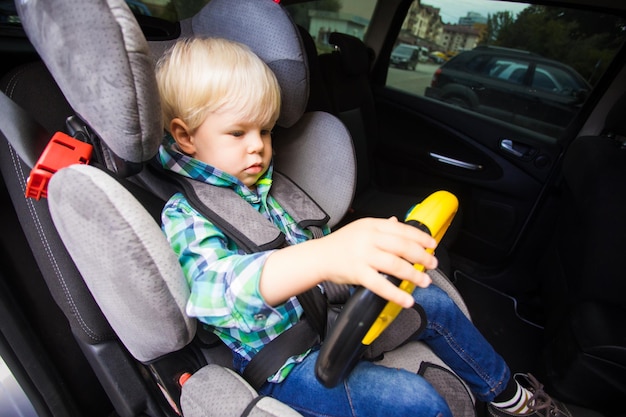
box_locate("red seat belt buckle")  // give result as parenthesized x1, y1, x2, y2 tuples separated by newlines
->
(25, 132, 93, 200)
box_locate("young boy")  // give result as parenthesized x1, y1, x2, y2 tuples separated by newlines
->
(156, 37, 572, 417)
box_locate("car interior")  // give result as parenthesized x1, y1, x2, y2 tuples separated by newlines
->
(0, 0, 624, 417)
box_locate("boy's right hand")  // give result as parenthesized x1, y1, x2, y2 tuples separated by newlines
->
(260, 216, 437, 308)
(316, 216, 437, 308)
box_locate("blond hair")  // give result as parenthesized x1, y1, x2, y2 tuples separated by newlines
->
(156, 37, 281, 133)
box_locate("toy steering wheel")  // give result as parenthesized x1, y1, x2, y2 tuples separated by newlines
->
(315, 190, 458, 388)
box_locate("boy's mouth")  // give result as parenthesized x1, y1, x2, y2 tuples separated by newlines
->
(245, 163, 264, 175)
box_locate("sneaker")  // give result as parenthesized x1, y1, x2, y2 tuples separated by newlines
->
(488, 374, 573, 417)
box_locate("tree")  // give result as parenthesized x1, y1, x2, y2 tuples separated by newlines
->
(481, 11, 515, 45)
(493, 5, 626, 83)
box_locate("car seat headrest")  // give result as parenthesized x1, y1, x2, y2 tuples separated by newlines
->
(191, 0, 308, 128)
(17, 0, 309, 176)
(16, 0, 162, 174)
(328, 32, 373, 77)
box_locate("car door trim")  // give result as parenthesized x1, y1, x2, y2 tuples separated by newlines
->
(429, 152, 484, 171)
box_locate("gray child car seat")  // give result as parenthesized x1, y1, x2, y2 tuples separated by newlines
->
(3, 0, 475, 415)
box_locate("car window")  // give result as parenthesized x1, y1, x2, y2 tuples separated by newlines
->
(385, 0, 625, 139)
(486, 58, 529, 84)
(532, 68, 557, 91)
(284, 0, 376, 54)
(533, 63, 587, 95)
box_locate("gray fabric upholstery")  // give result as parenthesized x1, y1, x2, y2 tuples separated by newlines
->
(377, 343, 475, 417)
(47, 164, 195, 363)
(420, 362, 475, 417)
(273, 112, 356, 228)
(429, 268, 471, 319)
(181, 365, 303, 417)
(192, 0, 308, 129)
(15, 0, 162, 166)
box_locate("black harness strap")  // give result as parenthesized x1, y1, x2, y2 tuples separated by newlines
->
(296, 286, 328, 338)
(240, 395, 265, 417)
(243, 318, 320, 390)
(0, 91, 50, 168)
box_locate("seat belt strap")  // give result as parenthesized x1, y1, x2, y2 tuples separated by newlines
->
(163, 168, 285, 253)
(0, 91, 51, 168)
(296, 287, 328, 338)
(158, 168, 330, 253)
(243, 318, 320, 390)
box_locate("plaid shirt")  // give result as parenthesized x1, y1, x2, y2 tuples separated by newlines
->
(159, 137, 329, 382)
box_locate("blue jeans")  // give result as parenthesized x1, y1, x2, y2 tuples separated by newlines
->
(257, 284, 511, 417)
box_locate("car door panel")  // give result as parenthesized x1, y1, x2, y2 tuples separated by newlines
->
(372, 86, 561, 264)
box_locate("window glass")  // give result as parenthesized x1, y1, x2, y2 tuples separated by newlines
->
(389, 0, 625, 137)
(489, 59, 529, 84)
(284, 0, 376, 53)
(533, 63, 587, 95)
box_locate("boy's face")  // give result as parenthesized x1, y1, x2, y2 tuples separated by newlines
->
(173, 110, 274, 188)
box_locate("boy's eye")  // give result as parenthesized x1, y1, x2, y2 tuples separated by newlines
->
(261, 129, 273, 136)
(230, 131, 244, 137)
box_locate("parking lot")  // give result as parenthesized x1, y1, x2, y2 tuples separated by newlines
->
(387, 61, 441, 96)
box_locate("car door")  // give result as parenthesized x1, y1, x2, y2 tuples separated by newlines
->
(365, 0, 623, 266)
(373, 86, 551, 265)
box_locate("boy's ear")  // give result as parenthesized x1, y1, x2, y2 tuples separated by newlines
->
(169, 118, 195, 155)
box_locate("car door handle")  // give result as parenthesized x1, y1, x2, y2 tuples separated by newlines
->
(429, 152, 483, 171)
(500, 139, 536, 159)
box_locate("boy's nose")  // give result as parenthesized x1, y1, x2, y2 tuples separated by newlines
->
(247, 132, 265, 153)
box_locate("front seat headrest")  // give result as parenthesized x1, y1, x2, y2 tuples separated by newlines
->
(328, 32, 373, 77)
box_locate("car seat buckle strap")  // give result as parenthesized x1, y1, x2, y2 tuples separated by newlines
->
(243, 318, 319, 390)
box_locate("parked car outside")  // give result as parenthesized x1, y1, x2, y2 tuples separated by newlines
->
(429, 51, 447, 64)
(425, 46, 591, 136)
(390, 43, 426, 70)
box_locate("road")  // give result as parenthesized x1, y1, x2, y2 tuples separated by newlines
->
(386, 62, 440, 96)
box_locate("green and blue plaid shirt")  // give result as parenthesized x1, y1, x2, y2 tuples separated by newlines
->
(159, 137, 330, 382)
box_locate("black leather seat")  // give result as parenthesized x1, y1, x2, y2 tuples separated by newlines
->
(541, 93, 626, 416)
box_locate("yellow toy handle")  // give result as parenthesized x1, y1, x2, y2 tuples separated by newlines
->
(362, 190, 458, 344)
(315, 190, 458, 388)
